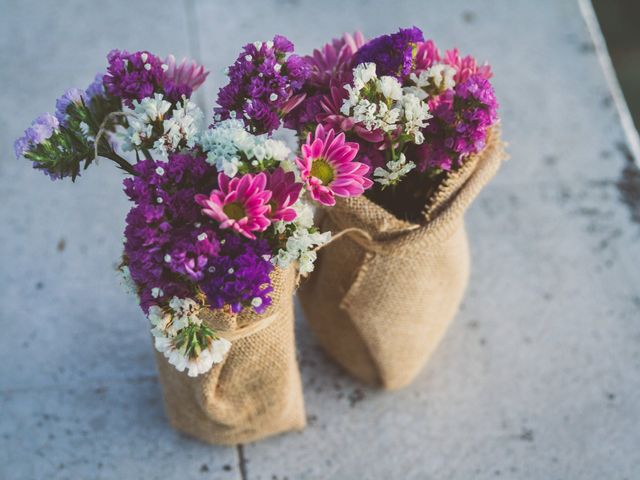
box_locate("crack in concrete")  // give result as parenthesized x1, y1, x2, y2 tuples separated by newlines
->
(237, 444, 248, 480)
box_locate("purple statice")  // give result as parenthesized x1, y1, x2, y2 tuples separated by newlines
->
(352, 26, 424, 78)
(123, 152, 219, 312)
(103, 49, 192, 107)
(416, 74, 498, 171)
(123, 151, 274, 314)
(14, 113, 60, 158)
(84, 73, 105, 104)
(55, 88, 83, 125)
(199, 232, 274, 314)
(215, 35, 311, 135)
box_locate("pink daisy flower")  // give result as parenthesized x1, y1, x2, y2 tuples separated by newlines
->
(306, 31, 366, 88)
(266, 168, 302, 222)
(195, 172, 271, 240)
(295, 125, 372, 206)
(164, 54, 209, 91)
(414, 40, 441, 71)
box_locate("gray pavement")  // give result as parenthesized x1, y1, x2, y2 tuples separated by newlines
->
(1, 1, 639, 479)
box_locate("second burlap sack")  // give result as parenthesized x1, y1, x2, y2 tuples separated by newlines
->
(299, 132, 506, 389)
(154, 266, 305, 445)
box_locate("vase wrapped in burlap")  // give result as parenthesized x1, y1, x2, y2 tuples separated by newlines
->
(154, 266, 305, 445)
(299, 131, 506, 390)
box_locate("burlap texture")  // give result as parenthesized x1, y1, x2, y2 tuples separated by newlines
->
(299, 131, 506, 390)
(154, 266, 306, 445)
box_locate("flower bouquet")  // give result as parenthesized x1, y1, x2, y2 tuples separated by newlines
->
(287, 28, 507, 389)
(15, 38, 371, 443)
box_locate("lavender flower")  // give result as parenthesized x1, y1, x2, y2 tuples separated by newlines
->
(55, 88, 83, 125)
(352, 26, 424, 78)
(84, 73, 105, 104)
(215, 35, 310, 135)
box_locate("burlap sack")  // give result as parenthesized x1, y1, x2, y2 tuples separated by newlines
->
(154, 266, 306, 445)
(299, 131, 506, 390)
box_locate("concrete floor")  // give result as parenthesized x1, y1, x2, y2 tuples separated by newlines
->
(1, 1, 639, 479)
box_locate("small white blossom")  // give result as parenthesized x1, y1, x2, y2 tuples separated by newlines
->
(401, 94, 432, 144)
(409, 64, 456, 98)
(373, 153, 416, 187)
(378, 76, 403, 100)
(352, 62, 377, 90)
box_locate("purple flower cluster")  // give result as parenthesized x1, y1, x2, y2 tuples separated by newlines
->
(103, 49, 192, 107)
(215, 35, 310, 135)
(123, 152, 274, 313)
(352, 27, 424, 78)
(14, 113, 59, 158)
(55, 88, 83, 125)
(416, 74, 498, 171)
(199, 233, 274, 314)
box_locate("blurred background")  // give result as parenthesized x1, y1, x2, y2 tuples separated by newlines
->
(594, 0, 640, 130)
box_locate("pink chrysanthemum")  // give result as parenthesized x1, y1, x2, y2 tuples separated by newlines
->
(195, 172, 271, 240)
(295, 125, 372, 206)
(442, 48, 492, 83)
(266, 168, 302, 222)
(306, 31, 366, 88)
(164, 54, 209, 91)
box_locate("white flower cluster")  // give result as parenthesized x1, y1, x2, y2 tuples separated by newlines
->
(272, 199, 331, 275)
(200, 119, 291, 177)
(373, 153, 416, 187)
(407, 64, 456, 99)
(149, 297, 231, 377)
(341, 63, 432, 144)
(121, 93, 203, 158)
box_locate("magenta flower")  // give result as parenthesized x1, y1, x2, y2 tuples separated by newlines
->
(195, 172, 272, 240)
(164, 54, 209, 91)
(266, 168, 302, 222)
(296, 125, 372, 206)
(306, 31, 366, 89)
(414, 40, 441, 71)
(442, 48, 493, 83)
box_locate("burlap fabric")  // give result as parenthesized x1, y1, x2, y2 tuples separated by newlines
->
(299, 131, 506, 390)
(154, 266, 305, 445)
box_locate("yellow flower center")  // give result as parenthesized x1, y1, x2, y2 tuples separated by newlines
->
(223, 202, 246, 220)
(310, 158, 335, 185)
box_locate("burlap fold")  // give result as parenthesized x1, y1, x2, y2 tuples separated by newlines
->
(154, 266, 306, 445)
(299, 131, 506, 390)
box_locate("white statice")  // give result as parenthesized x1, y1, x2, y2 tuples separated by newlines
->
(341, 63, 431, 139)
(199, 119, 291, 177)
(408, 64, 456, 99)
(148, 296, 232, 377)
(373, 153, 416, 187)
(121, 94, 203, 158)
(121, 93, 171, 151)
(379, 75, 403, 101)
(154, 97, 204, 156)
(272, 199, 331, 275)
(401, 94, 432, 144)
(157, 335, 231, 377)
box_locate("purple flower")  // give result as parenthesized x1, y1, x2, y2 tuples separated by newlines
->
(415, 74, 498, 171)
(55, 88, 83, 125)
(215, 35, 310, 135)
(103, 49, 194, 107)
(352, 26, 424, 78)
(14, 113, 60, 159)
(84, 73, 105, 103)
(123, 151, 275, 314)
(199, 233, 274, 314)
